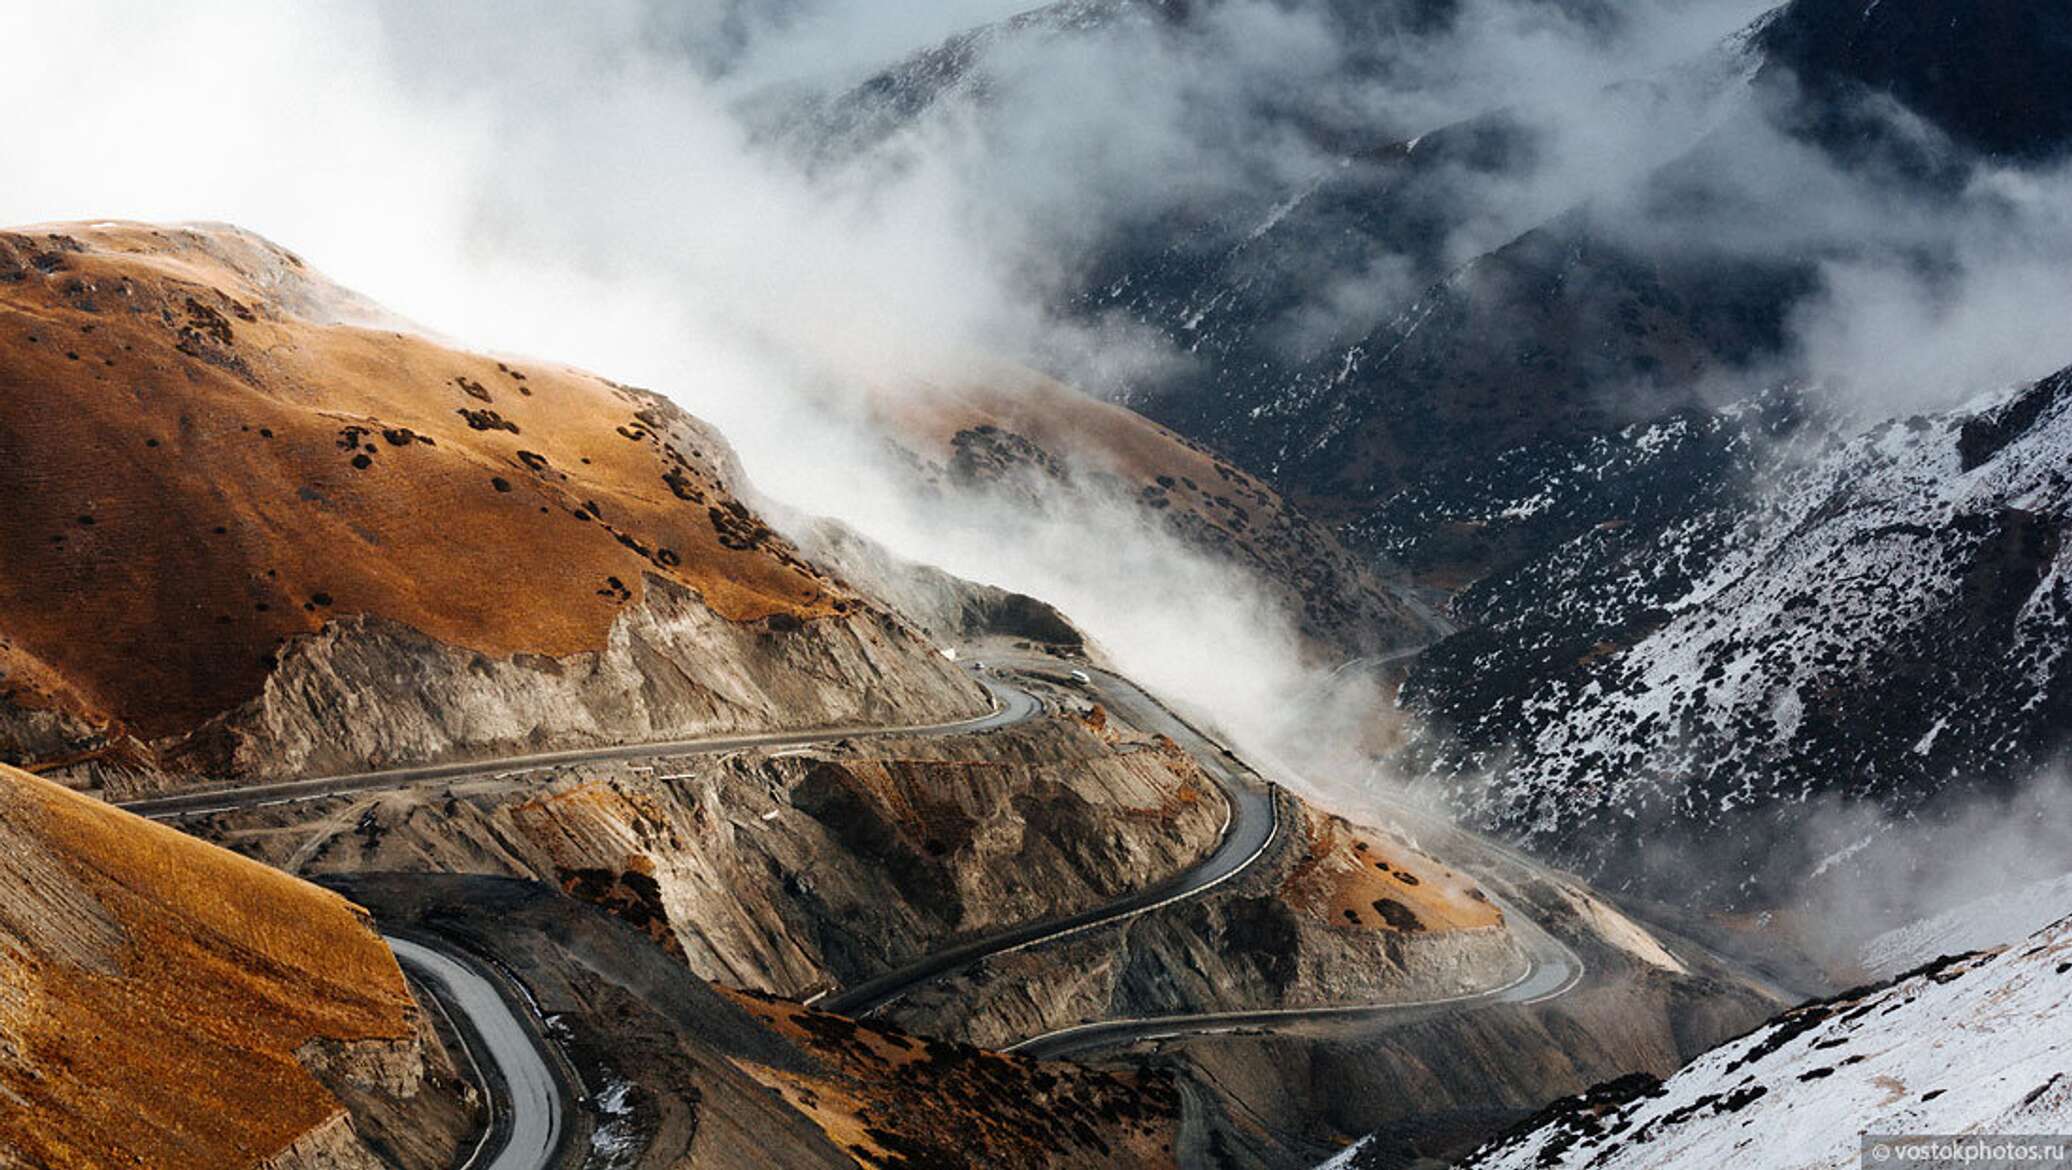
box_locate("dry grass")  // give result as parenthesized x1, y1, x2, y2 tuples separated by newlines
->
(718, 988, 1181, 1169)
(0, 763, 414, 1169)
(0, 221, 850, 747)
(870, 363, 1307, 560)
(1281, 811, 1505, 934)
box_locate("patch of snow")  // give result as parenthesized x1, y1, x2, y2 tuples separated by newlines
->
(1460, 916, 2072, 1170)
(1861, 872, 2072, 978)
(588, 1075, 642, 1168)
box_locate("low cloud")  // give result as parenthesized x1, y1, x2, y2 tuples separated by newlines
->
(7, 0, 2067, 928)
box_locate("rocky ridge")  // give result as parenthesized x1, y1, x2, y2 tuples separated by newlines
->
(1404, 914, 2072, 1170)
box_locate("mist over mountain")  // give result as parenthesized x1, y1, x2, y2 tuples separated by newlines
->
(1, 3, 2068, 1168)
(762, 0, 2072, 917)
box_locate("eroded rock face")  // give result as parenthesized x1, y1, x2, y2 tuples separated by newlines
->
(887, 793, 1528, 1049)
(256, 1113, 384, 1170)
(202, 711, 1224, 999)
(159, 574, 985, 792)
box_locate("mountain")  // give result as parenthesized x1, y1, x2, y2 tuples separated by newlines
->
(0, 221, 985, 791)
(1400, 368, 2071, 906)
(0, 762, 457, 1170)
(864, 366, 1438, 657)
(1386, 913, 2072, 1170)
(784, 0, 2072, 585)
(1756, 0, 2072, 162)
(777, 0, 2072, 912)
(1860, 872, 2072, 980)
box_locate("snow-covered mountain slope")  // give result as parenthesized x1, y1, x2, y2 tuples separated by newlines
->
(1430, 914, 2072, 1170)
(1402, 369, 2072, 904)
(1861, 872, 2072, 980)
(778, 0, 2072, 599)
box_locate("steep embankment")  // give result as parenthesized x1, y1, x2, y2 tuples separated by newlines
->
(0, 762, 435, 1170)
(198, 707, 1228, 1002)
(887, 793, 1523, 1050)
(341, 872, 1190, 1170)
(0, 221, 985, 790)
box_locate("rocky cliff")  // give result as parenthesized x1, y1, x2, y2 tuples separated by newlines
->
(197, 706, 1227, 1000)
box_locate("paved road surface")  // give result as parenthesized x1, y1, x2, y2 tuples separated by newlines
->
(822, 661, 1280, 1016)
(387, 936, 565, 1170)
(1006, 898, 1583, 1059)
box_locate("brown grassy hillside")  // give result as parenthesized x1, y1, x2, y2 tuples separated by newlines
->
(0, 762, 416, 1170)
(871, 366, 1427, 657)
(0, 221, 859, 756)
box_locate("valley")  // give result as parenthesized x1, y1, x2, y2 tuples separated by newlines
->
(3, 0, 2070, 1167)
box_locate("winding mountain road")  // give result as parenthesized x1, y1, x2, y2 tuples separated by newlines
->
(125, 656, 1583, 1170)
(831, 657, 1587, 1061)
(387, 936, 565, 1170)
(825, 661, 1280, 1015)
(1006, 900, 1583, 1059)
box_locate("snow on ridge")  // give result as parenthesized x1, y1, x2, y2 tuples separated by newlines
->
(1860, 871, 2072, 979)
(1457, 915, 2072, 1170)
(1472, 375, 2072, 854)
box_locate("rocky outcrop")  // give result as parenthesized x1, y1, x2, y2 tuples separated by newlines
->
(158, 573, 985, 793)
(202, 711, 1225, 999)
(257, 1112, 384, 1170)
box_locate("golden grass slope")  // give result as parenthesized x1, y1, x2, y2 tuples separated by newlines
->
(870, 364, 1426, 655)
(1281, 810, 1506, 935)
(0, 220, 853, 747)
(0, 762, 415, 1170)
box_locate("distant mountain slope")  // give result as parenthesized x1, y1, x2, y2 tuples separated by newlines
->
(1421, 915, 2072, 1170)
(868, 366, 1434, 656)
(1401, 370, 2071, 904)
(1860, 872, 2072, 980)
(1757, 0, 2072, 162)
(787, 0, 2072, 588)
(0, 762, 425, 1170)
(0, 221, 985, 788)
